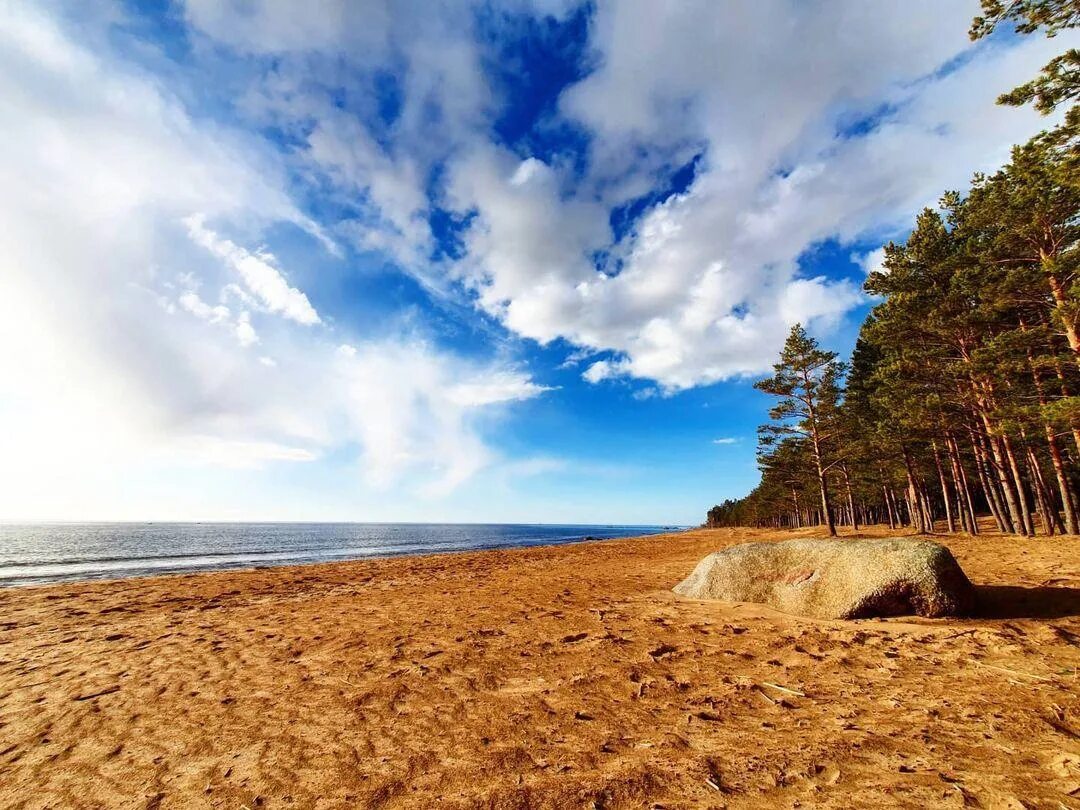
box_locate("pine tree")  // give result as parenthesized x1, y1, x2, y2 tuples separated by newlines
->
(754, 325, 846, 536)
(703, 3, 1080, 535)
(970, 1, 1079, 123)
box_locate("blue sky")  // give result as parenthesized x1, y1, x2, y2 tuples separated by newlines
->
(0, 0, 1068, 523)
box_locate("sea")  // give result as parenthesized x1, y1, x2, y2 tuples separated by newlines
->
(0, 522, 677, 587)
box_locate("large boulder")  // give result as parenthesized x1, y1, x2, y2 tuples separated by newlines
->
(673, 537, 974, 619)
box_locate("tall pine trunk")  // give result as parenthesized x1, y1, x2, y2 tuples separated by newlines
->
(946, 434, 978, 534)
(1047, 430, 1078, 535)
(816, 464, 835, 536)
(932, 439, 955, 533)
(809, 422, 836, 537)
(1001, 432, 1035, 536)
(980, 419, 1025, 535)
(1043, 254, 1080, 367)
(1027, 347, 1079, 533)
(1053, 360, 1080, 459)
(881, 477, 896, 529)
(970, 427, 1011, 533)
(841, 463, 858, 531)
(1025, 441, 1061, 535)
(901, 446, 930, 533)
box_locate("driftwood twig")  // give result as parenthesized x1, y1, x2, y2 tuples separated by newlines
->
(73, 685, 120, 701)
(761, 681, 806, 697)
(972, 660, 1053, 682)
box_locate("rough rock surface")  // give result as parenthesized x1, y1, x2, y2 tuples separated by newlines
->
(673, 537, 975, 619)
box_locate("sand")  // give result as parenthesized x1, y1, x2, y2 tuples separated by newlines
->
(2, 524, 1080, 809)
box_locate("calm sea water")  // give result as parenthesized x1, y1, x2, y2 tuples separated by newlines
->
(0, 523, 677, 587)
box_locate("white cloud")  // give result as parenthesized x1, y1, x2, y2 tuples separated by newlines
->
(856, 246, 888, 276)
(442, 1, 1066, 390)
(305, 109, 435, 271)
(712, 437, 738, 445)
(557, 347, 596, 369)
(446, 373, 554, 407)
(183, 0, 382, 55)
(0, 1, 314, 489)
(179, 289, 261, 347)
(173, 436, 318, 468)
(185, 215, 321, 326)
(178, 291, 230, 323)
(583, 360, 617, 384)
(0, 1, 549, 518)
(631, 386, 659, 401)
(336, 342, 548, 496)
(447, 148, 610, 340)
(234, 311, 260, 347)
(2, 0, 1072, 521)
(171, 0, 1069, 396)
(188, 0, 495, 301)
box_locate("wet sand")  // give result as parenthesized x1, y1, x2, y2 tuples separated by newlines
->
(2, 524, 1080, 808)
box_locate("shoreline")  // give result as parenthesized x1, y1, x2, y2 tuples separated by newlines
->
(0, 524, 685, 590)
(3, 525, 1080, 807)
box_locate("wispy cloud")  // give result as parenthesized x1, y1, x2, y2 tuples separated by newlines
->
(185, 215, 321, 326)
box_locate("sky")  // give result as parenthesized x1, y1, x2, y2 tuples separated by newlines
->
(0, 0, 1070, 524)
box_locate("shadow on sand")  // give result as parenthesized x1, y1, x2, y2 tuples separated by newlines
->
(975, 584, 1080, 620)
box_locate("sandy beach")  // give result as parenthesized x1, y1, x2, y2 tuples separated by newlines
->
(3, 525, 1080, 809)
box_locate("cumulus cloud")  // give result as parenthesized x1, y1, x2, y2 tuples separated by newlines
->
(305, 110, 434, 271)
(582, 360, 617, 384)
(447, 148, 610, 339)
(442, 1, 1064, 390)
(174, 0, 1058, 393)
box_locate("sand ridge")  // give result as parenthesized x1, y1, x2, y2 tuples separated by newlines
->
(2, 525, 1080, 808)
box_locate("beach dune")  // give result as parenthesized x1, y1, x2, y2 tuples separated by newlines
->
(2, 525, 1080, 808)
